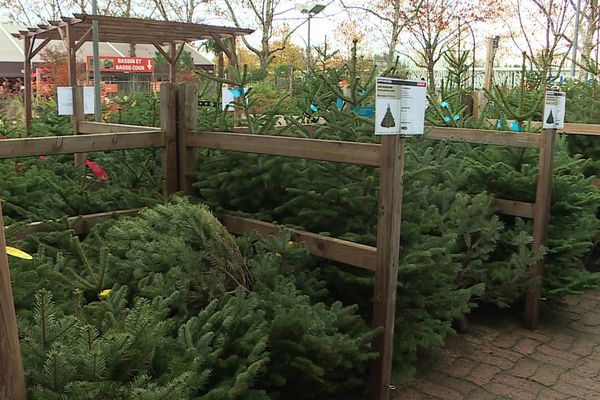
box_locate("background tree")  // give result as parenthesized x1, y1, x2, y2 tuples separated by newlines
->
(571, 0, 600, 78)
(402, 0, 496, 94)
(219, 0, 305, 71)
(508, 0, 572, 80)
(339, 0, 421, 67)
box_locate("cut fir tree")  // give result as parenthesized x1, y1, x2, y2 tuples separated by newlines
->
(381, 104, 396, 128)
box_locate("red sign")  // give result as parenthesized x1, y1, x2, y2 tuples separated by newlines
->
(86, 56, 154, 73)
(103, 83, 118, 93)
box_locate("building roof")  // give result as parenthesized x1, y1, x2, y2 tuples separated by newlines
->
(0, 23, 214, 66)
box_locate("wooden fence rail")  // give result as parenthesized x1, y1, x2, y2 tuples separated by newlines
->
(0, 132, 165, 159)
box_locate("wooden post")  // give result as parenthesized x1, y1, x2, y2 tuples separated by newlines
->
(0, 201, 27, 400)
(482, 37, 495, 109)
(169, 43, 177, 83)
(65, 24, 78, 95)
(23, 36, 33, 136)
(160, 82, 178, 195)
(177, 82, 198, 195)
(73, 87, 85, 166)
(472, 90, 482, 121)
(370, 135, 406, 400)
(524, 128, 557, 329)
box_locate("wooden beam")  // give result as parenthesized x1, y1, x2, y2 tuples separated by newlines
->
(209, 33, 233, 61)
(0, 202, 27, 400)
(173, 43, 186, 64)
(153, 42, 172, 63)
(178, 83, 198, 195)
(28, 37, 51, 61)
(221, 215, 377, 270)
(23, 35, 32, 136)
(187, 132, 382, 166)
(425, 127, 541, 148)
(72, 13, 254, 36)
(74, 27, 93, 51)
(0, 132, 165, 159)
(160, 83, 178, 195)
(524, 128, 557, 329)
(370, 136, 406, 400)
(491, 198, 535, 219)
(78, 121, 161, 134)
(562, 123, 600, 136)
(10, 209, 141, 240)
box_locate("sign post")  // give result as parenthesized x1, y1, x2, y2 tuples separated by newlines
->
(370, 77, 426, 400)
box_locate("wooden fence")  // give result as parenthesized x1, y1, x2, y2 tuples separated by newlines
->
(0, 82, 599, 400)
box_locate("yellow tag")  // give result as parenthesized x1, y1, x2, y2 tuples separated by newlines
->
(99, 289, 112, 298)
(6, 246, 33, 260)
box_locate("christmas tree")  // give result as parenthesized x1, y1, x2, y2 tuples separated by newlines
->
(380, 105, 396, 128)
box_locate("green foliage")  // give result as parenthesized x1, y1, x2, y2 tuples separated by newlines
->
(0, 155, 161, 226)
(13, 202, 377, 399)
(191, 53, 600, 382)
(154, 49, 196, 71)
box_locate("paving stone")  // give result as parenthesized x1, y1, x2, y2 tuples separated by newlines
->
(493, 333, 521, 349)
(447, 357, 476, 378)
(416, 379, 463, 400)
(513, 337, 542, 355)
(530, 364, 565, 386)
(537, 344, 581, 363)
(571, 338, 600, 356)
(547, 333, 575, 351)
(493, 374, 545, 395)
(486, 382, 538, 400)
(510, 358, 541, 378)
(464, 363, 501, 386)
(536, 388, 570, 400)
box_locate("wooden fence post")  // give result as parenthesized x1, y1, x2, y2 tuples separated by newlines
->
(73, 87, 86, 166)
(0, 201, 27, 400)
(160, 82, 178, 196)
(370, 135, 406, 400)
(23, 35, 33, 137)
(177, 82, 198, 195)
(524, 128, 557, 329)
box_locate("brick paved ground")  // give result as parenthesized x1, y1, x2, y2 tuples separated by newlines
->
(393, 290, 600, 399)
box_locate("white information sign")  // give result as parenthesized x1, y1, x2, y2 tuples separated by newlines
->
(57, 86, 96, 115)
(375, 77, 427, 135)
(57, 87, 73, 115)
(83, 87, 95, 115)
(221, 87, 235, 111)
(543, 91, 566, 129)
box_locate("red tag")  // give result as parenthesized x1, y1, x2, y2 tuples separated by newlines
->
(85, 159, 109, 180)
(39, 155, 46, 161)
(0, 135, 7, 140)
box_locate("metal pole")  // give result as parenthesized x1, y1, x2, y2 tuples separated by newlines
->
(307, 14, 312, 71)
(571, 0, 582, 77)
(92, 0, 102, 121)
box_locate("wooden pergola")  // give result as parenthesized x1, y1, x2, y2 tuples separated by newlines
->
(12, 14, 253, 135)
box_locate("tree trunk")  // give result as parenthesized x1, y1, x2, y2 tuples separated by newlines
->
(427, 63, 436, 95)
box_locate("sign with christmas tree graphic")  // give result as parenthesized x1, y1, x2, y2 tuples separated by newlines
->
(543, 91, 566, 129)
(375, 77, 427, 135)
